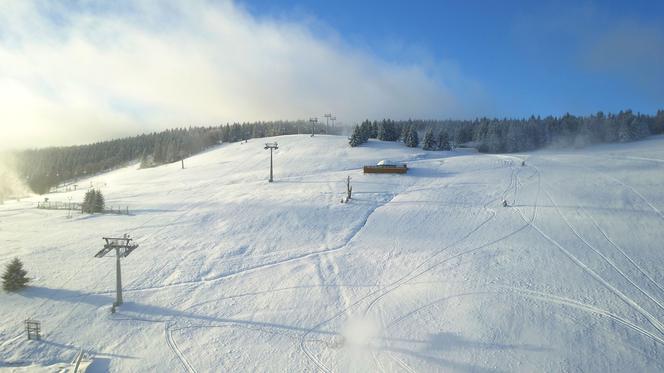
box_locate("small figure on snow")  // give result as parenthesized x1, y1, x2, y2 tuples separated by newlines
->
(521, 160, 525, 166)
(502, 199, 508, 207)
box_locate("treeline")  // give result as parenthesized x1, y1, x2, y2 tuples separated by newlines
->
(17, 127, 219, 193)
(15, 120, 330, 194)
(349, 109, 664, 153)
(12, 110, 663, 194)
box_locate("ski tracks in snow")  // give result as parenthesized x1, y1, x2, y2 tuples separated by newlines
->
(299, 192, 401, 373)
(156, 188, 401, 373)
(580, 208, 664, 295)
(499, 286, 664, 346)
(545, 190, 664, 315)
(566, 157, 664, 222)
(515, 160, 664, 344)
(361, 155, 534, 320)
(541, 190, 664, 335)
(165, 321, 197, 373)
(299, 156, 534, 372)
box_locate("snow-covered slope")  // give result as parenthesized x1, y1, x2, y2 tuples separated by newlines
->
(1, 134, 663, 372)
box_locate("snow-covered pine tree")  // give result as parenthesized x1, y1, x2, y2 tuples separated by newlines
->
(438, 131, 451, 150)
(504, 124, 520, 153)
(617, 121, 631, 143)
(349, 125, 364, 147)
(378, 120, 399, 141)
(370, 122, 379, 139)
(422, 129, 436, 150)
(359, 120, 372, 142)
(401, 124, 410, 142)
(82, 189, 95, 213)
(82, 189, 105, 213)
(93, 189, 105, 213)
(405, 127, 419, 148)
(484, 122, 503, 153)
(653, 110, 664, 134)
(2, 258, 29, 292)
(165, 140, 178, 163)
(377, 122, 387, 141)
(629, 116, 651, 140)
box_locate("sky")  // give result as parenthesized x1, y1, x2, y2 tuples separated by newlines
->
(0, 0, 663, 150)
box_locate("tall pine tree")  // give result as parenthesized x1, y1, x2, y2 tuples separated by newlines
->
(94, 189, 105, 213)
(438, 131, 451, 150)
(82, 189, 105, 213)
(405, 127, 419, 148)
(2, 258, 29, 292)
(422, 129, 436, 150)
(349, 125, 364, 147)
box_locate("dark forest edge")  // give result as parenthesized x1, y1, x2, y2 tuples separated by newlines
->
(8, 110, 664, 195)
(350, 110, 664, 152)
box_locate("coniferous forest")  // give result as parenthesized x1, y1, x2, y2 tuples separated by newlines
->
(10, 110, 664, 195)
(349, 110, 664, 151)
(13, 121, 317, 194)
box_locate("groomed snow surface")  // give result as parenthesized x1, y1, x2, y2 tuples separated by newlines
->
(1, 134, 664, 372)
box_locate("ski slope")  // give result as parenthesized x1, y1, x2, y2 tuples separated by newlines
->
(1, 134, 664, 372)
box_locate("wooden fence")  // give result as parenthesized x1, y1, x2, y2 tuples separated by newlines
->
(37, 201, 81, 210)
(36, 201, 130, 215)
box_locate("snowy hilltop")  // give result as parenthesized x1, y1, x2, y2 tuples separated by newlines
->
(1, 134, 664, 372)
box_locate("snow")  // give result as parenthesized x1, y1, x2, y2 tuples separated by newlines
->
(376, 160, 402, 166)
(1, 134, 664, 372)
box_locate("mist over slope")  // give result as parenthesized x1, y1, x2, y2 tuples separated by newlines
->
(0, 153, 30, 202)
(1, 134, 663, 372)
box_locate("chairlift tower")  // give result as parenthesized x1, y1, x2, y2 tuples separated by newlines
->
(66, 196, 73, 219)
(264, 142, 279, 182)
(95, 234, 138, 307)
(179, 150, 187, 169)
(323, 113, 332, 134)
(309, 117, 318, 137)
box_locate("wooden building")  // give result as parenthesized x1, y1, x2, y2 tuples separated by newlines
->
(363, 160, 408, 174)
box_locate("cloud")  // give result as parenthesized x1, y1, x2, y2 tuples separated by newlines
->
(0, 0, 482, 150)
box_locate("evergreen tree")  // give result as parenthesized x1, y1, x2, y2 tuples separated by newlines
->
(349, 125, 364, 147)
(370, 121, 379, 139)
(93, 189, 105, 213)
(2, 258, 29, 292)
(401, 124, 410, 142)
(82, 189, 96, 213)
(438, 131, 451, 151)
(617, 121, 631, 143)
(484, 122, 503, 153)
(82, 189, 105, 213)
(377, 120, 398, 141)
(359, 120, 372, 142)
(12, 109, 664, 192)
(422, 129, 436, 150)
(504, 125, 520, 153)
(165, 140, 177, 163)
(377, 122, 387, 141)
(652, 110, 664, 134)
(405, 127, 419, 148)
